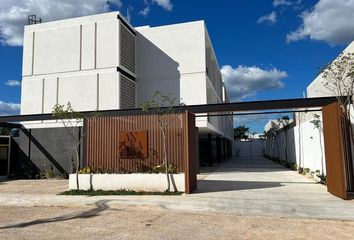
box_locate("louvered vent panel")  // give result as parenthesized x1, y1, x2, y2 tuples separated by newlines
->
(120, 74, 135, 109)
(120, 23, 136, 74)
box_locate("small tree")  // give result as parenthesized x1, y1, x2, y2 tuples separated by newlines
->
(53, 102, 99, 190)
(310, 113, 324, 175)
(277, 116, 290, 165)
(234, 125, 249, 141)
(322, 52, 354, 142)
(265, 127, 279, 160)
(142, 91, 183, 192)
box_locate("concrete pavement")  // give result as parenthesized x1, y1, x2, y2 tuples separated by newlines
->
(0, 157, 353, 220)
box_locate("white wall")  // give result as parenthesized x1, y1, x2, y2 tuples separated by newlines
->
(264, 118, 326, 175)
(233, 140, 264, 157)
(294, 119, 326, 174)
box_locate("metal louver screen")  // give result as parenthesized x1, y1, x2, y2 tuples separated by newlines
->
(120, 74, 136, 109)
(120, 23, 136, 74)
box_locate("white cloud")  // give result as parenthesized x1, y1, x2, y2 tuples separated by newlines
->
(139, 6, 150, 16)
(0, 101, 20, 116)
(234, 114, 270, 125)
(0, 0, 122, 46)
(273, 0, 301, 7)
(287, 0, 354, 45)
(257, 11, 277, 25)
(5, 80, 21, 87)
(152, 0, 173, 11)
(140, 0, 173, 16)
(221, 65, 287, 101)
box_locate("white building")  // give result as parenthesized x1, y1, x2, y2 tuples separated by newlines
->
(264, 119, 293, 133)
(21, 12, 232, 140)
(19, 12, 233, 171)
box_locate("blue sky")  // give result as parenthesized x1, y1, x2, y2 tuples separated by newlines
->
(1, 0, 354, 132)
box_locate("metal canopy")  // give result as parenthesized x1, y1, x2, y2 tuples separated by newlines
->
(0, 96, 339, 124)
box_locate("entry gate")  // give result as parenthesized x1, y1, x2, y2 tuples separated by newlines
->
(323, 102, 354, 199)
(0, 96, 352, 198)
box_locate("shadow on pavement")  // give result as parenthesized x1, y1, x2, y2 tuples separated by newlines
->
(195, 180, 284, 193)
(0, 200, 115, 229)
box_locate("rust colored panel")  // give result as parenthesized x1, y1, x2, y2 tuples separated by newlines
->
(184, 111, 197, 194)
(119, 131, 148, 159)
(85, 114, 187, 174)
(322, 102, 348, 199)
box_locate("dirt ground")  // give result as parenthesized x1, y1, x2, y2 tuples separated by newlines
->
(0, 205, 353, 240)
(0, 179, 67, 194)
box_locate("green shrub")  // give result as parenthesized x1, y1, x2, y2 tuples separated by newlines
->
(290, 163, 298, 171)
(79, 166, 92, 174)
(46, 169, 56, 178)
(151, 164, 178, 174)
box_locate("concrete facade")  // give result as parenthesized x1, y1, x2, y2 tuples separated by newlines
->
(21, 12, 136, 129)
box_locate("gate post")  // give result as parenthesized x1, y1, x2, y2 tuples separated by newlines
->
(184, 111, 197, 193)
(322, 102, 351, 199)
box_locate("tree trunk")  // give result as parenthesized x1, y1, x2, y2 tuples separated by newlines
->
(275, 137, 280, 161)
(75, 147, 80, 190)
(319, 129, 324, 174)
(297, 116, 303, 170)
(161, 127, 171, 192)
(284, 129, 288, 165)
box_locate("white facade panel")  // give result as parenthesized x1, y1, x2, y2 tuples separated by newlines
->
(22, 31, 34, 76)
(99, 72, 120, 110)
(34, 26, 80, 75)
(21, 77, 43, 115)
(43, 77, 58, 114)
(81, 23, 96, 70)
(96, 20, 119, 69)
(58, 73, 97, 111)
(180, 73, 207, 105)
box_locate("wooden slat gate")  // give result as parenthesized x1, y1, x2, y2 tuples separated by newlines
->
(322, 102, 354, 199)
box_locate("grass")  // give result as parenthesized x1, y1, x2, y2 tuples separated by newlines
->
(59, 189, 183, 196)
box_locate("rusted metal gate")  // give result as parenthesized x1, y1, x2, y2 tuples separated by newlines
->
(322, 102, 354, 199)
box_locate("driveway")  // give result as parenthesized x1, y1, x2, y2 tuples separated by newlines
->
(194, 156, 354, 219)
(0, 157, 354, 220)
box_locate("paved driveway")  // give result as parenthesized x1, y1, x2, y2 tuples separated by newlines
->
(0, 157, 353, 220)
(194, 157, 354, 219)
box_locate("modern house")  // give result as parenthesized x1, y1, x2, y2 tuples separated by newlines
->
(17, 12, 233, 175)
